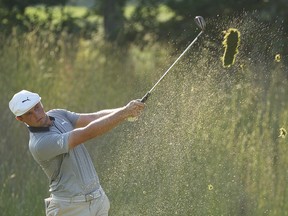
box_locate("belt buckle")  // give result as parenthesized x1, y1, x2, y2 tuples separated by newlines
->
(85, 194, 94, 202)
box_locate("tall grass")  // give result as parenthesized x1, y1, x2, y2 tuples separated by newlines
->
(1, 14, 288, 215)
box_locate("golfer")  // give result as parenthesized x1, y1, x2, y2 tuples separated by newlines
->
(9, 90, 145, 216)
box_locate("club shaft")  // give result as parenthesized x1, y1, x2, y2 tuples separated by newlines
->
(148, 30, 204, 94)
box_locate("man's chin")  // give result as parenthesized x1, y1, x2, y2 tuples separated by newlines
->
(37, 116, 49, 127)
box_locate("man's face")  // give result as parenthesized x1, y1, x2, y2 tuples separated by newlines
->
(16, 102, 50, 127)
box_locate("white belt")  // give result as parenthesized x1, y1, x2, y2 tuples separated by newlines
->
(51, 188, 103, 203)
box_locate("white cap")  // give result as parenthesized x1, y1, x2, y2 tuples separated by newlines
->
(9, 90, 41, 116)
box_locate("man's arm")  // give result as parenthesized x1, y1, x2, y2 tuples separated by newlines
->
(68, 100, 144, 149)
(75, 108, 123, 128)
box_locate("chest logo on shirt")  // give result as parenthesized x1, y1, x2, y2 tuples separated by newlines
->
(61, 119, 68, 125)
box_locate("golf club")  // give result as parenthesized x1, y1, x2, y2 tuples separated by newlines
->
(140, 16, 206, 103)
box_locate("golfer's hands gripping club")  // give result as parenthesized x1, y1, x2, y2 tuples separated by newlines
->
(125, 99, 145, 122)
(140, 92, 150, 103)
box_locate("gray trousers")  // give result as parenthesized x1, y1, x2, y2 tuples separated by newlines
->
(44, 193, 110, 216)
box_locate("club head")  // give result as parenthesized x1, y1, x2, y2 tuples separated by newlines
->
(195, 16, 206, 31)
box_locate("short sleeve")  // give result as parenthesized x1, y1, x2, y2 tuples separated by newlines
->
(30, 132, 70, 161)
(64, 110, 79, 127)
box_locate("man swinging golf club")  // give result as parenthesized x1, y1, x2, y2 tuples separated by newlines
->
(9, 90, 145, 216)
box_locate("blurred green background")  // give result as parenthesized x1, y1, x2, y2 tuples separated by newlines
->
(1, 0, 288, 215)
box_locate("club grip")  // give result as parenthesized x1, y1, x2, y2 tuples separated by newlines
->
(140, 92, 151, 103)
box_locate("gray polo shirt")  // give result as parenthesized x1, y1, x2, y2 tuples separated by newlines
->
(28, 109, 100, 197)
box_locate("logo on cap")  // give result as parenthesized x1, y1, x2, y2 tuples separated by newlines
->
(22, 97, 31, 103)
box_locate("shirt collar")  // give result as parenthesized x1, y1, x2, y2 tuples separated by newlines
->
(28, 116, 55, 133)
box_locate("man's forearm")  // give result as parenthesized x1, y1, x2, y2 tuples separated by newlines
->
(69, 100, 145, 149)
(76, 108, 123, 128)
(69, 107, 128, 149)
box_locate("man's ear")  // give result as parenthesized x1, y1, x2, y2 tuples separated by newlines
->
(16, 116, 23, 122)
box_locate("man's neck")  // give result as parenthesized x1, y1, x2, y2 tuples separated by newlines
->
(28, 116, 55, 133)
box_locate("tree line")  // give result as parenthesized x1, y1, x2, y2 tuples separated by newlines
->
(0, 0, 287, 45)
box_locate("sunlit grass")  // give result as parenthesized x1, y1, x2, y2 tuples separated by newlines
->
(1, 12, 288, 216)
